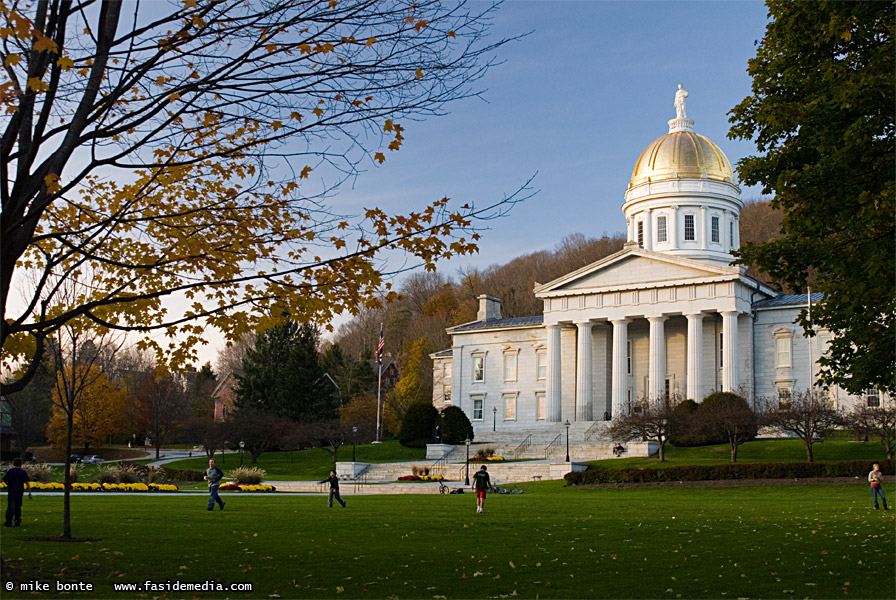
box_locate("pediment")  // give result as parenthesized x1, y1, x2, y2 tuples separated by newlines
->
(535, 248, 737, 295)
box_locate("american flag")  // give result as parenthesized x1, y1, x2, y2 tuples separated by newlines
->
(377, 326, 384, 364)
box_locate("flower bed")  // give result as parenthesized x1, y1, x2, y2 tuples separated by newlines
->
(397, 475, 444, 482)
(1, 481, 178, 492)
(470, 456, 505, 462)
(218, 483, 276, 492)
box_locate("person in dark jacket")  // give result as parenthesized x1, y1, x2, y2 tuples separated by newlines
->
(204, 459, 225, 511)
(319, 470, 346, 508)
(3, 458, 32, 527)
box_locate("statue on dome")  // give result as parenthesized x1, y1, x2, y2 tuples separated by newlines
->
(674, 83, 688, 119)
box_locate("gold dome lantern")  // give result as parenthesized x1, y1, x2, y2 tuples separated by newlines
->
(629, 130, 735, 187)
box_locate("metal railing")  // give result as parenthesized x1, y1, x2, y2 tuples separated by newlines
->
(544, 433, 562, 459)
(429, 449, 452, 477)
(508, 434, 533, 459)
(583, 422, 603, 442)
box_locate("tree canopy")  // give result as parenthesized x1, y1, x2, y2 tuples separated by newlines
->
(729, 0, 895, 395)
(1, 0, 526, 395)
(234, 320, 336, 422)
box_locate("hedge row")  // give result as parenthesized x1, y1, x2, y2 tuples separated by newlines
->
(130, 463, 205, 482)
(565, 459, 895, 486)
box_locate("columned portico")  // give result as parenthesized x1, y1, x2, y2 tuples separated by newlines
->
(546, 323, 562, 421)
(610, 318, 629, 417)
(575, 321, 593, 421)
(685, 312, 704, 401)
(721, 310, 739, 392)
(647, 315, 667, 401)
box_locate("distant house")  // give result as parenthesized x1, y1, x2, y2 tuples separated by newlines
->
(212, 369, 241, 421)
(370, 358, 399, 395)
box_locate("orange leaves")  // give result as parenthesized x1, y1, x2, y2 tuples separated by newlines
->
(366, 36, 377, 46)
(271, 120, 283, 131)
(4, 54, 20, 67)
(328, 0, 338, 8)
(312, 107, 323, 118)
(374, 152, 385, 164)
(27, 77, 49, 91)
(290, 111, 303, 121)
(414, 20, 428, 32)
(56, 56, 74, 70)
(415, 68, 423, 80)
(44, 173, 61, 194)
(299, 166, 312, 179)
(448, 31, 456, 38)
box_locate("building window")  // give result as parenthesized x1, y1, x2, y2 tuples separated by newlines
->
(443, 362, 452, 379)
(637, 221, 644, 248)
(718, 332, 724, 368)
(503, 353, 518, 382)
(865, 388, 881, 408)
(504, 394, 516, 419)
(443, 385, 452, 405)
(729, 221, 735, 247)
(626, 340, 632, 375)
(776, 337, 792, 368)
(684, 214, 695, 241)
(778, 388, 791, 408)
(536, 394, 546, 419)
(472, 355, 485, 382)
(657, 216, 667, 242)
(536, 351, 546, 380)
(711, 216, 719, 243)
(472, 396, 484, 420)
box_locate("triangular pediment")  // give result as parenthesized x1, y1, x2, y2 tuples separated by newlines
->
(535, 248, 738, 295)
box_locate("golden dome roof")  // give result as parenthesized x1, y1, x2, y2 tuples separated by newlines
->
(629, 130, 735, 187)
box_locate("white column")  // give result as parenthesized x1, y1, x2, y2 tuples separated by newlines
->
(546, 324, 562, 422)
(699, 206, 707, 250)
(575, 321, 593, 421)
(648, 316, 667, 402)
(610, 318, 629, 419)
(645, 208, 653, 251)
(721, 311, 739, 392)
(670, 205, 678, 249)
(685, 313, 704, 401)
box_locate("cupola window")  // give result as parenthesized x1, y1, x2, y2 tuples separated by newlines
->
(657, 216, 667, 243)
(711, 216, 720, 243)
(684, 214, 695, 241)
(637, 221, 644, 248)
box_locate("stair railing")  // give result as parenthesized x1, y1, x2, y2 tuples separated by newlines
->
(544, 433, 563, 459)
(508, 434, 533, 460)
(583, 422, 603, 442)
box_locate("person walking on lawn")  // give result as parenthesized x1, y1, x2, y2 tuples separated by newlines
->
(3, 458, 32, 527)
(868, 462, 888, 510)
(472, 465, 491, 513)
(204, 458, 225, 511)
(320, 470, 346, 508)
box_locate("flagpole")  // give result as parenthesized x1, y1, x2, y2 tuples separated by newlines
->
(807, 288, 814, 391)
(375, 323, 383, 443)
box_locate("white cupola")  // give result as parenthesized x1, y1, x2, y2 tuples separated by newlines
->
(622, 85, 743, 266)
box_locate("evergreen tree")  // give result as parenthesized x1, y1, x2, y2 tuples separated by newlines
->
(234, 321, 336, 422)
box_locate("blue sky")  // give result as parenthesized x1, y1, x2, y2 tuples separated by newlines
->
(200, 0, 773, 364)
(335, 0, 771, 274)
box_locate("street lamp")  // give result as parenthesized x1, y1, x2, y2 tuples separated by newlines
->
(464, 438, 472, 485)
(564, 420, 571, 462)
(352, 426, 358, 462)
(239, 440, 245, 467)
(493, 406, 497, 432)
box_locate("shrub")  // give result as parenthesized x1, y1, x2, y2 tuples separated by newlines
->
(475, 446, 496, 459)
(23, 463, 53, 483)
(229, 466, 266, 485)
(440, 405, 474, 444)
(668, 399, 703, 447)
(92, 465, 118, 484)
(399, 402, 438, 448)
(68, 464, 80, 483)
(116, 464, 141, 484)
(145, 466, 164, 484)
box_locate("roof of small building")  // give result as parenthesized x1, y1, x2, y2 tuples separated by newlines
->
(448, 315, 544, 333)
(753, 292, 824, 309)
(431, 349, 453, 358)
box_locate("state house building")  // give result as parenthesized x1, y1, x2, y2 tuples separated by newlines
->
(430, 88, 884, 434)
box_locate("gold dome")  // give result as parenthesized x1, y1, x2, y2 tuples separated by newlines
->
(630, 130, 735, 187)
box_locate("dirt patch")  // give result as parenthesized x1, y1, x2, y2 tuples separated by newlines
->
(573, 477, 865, 489)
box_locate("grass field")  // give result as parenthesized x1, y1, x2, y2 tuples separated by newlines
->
(2, 481, 893, 599)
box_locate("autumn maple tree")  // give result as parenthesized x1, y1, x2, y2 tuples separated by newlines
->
(1, 0, 525, 395)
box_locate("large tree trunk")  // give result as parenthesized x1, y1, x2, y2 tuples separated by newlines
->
(804, 438, 815, 463)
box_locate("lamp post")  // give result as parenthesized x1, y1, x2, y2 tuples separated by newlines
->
(239, 440, 245, 467)
(464, 438, 471, 485)
(493, 406, 497, 432)
(352, 426, 358, 462)
(564, 420, 570, 462)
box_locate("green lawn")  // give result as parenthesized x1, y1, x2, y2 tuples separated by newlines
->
(2, 482, 893, 599)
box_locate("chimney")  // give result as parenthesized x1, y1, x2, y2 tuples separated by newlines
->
(477, 295, 502, 322)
